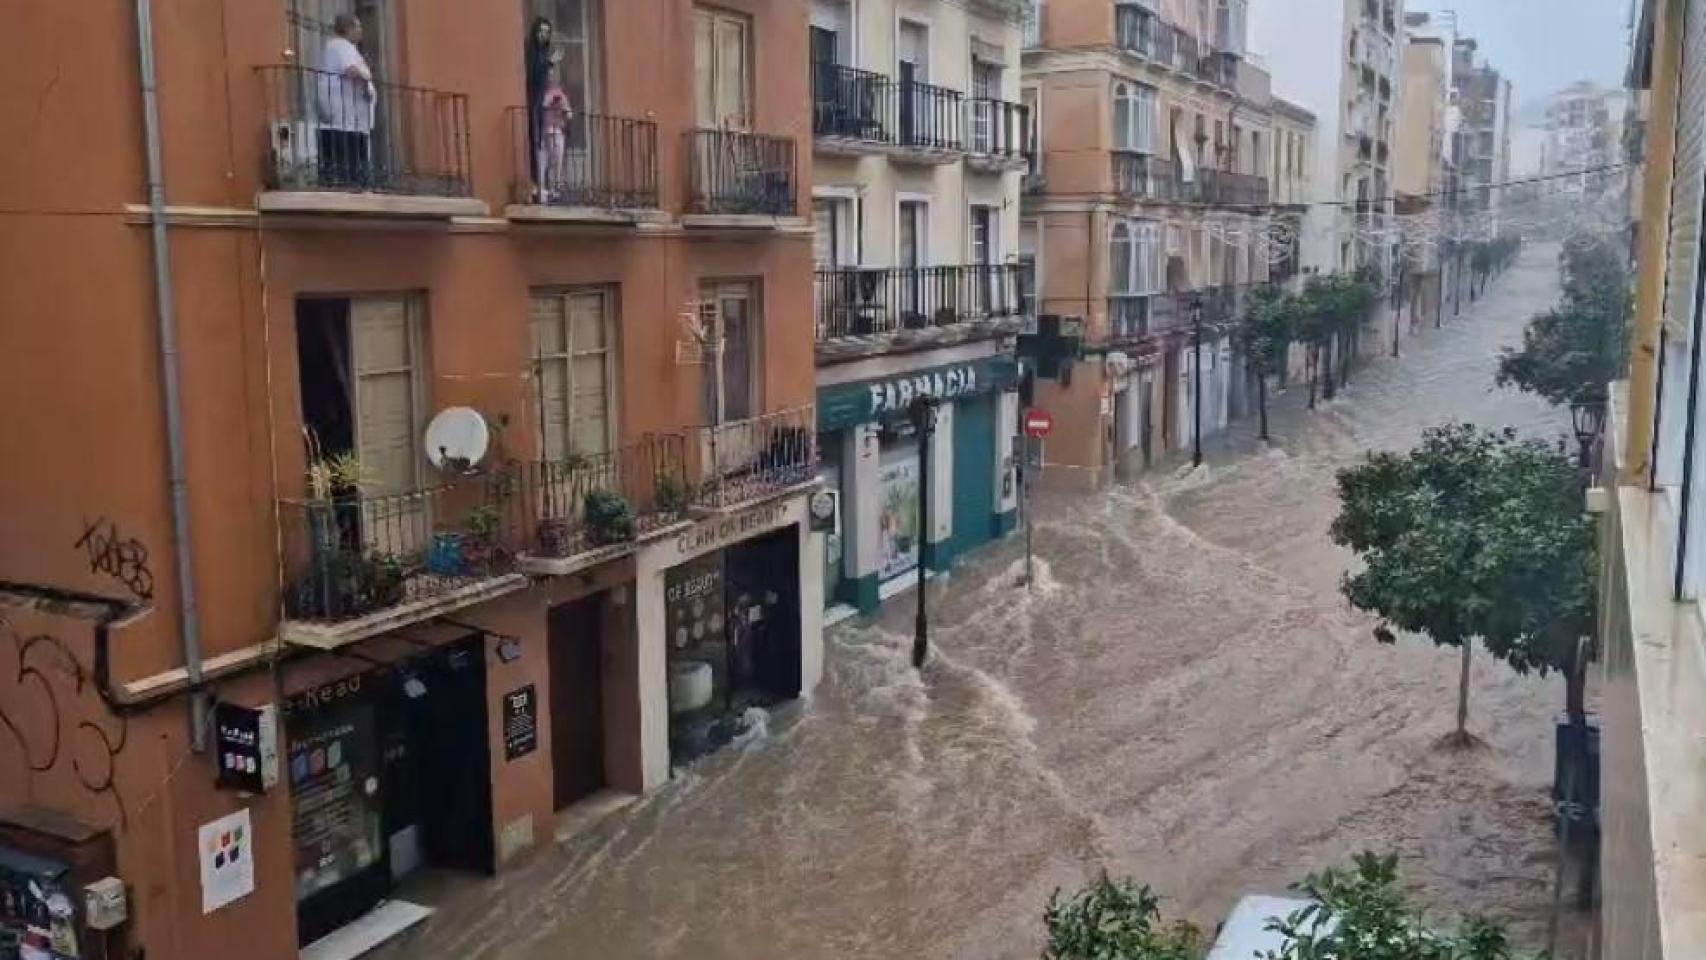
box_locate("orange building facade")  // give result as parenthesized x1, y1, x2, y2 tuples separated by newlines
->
(0, 1, 824, 957)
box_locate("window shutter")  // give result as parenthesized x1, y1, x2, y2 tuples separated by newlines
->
(715, 14, 750, 128)
(351, 297, 418, 496)
(694, 10, 716, 127)
(530, 294, 571, 461)
(568, 291, 612, 455)
(1666, 0, 1706, 341)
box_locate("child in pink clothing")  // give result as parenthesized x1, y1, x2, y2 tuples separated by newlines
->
(538, 52, 575, 200)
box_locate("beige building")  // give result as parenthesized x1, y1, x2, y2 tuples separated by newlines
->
(1022, 0, 1282, 487)
(1393, 16, 1450, 318)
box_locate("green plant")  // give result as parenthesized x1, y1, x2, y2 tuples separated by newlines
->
(465, 505, 503, 546)
(584, 489, 637, 545)
(1331, 423, 1597, 738)
(1042, 874, 1202, 960)
(656, 469, 692, 516)
(306, 452, 371, 500)
(1497, 231, 1630, 405)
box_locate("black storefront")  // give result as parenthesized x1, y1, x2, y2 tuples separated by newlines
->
(286, 634, 493, 946)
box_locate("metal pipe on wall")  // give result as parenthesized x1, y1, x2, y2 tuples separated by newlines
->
(135, 0, 209, 750)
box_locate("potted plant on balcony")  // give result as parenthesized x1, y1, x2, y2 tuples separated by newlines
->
(585, 488, 637, 546)
(296, 448, 382, 618)
(462, 504, 506, 574)
(656, 468, 692, 520)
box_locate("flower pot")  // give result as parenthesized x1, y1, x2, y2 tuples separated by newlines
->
(536, 517, 575, 557)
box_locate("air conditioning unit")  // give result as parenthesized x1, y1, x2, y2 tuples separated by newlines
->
(269, 120, 321, 189)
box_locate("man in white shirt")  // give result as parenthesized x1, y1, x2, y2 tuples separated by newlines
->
(315, 14, 375, 188)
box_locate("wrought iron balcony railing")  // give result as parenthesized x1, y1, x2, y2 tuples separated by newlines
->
(279, 477, 518, 624)
(689, 406, 820, 510)
(524, 435, 690, 560)
(898, 79, 966, 152)
(259, 64, 472, 197)
(1112, 152, 1176, 200)
(969, 97, 1032, 160)
(508, 107, 659, 209)
(813, 62, 895, 142)
(687, 129, 797, 216)
(815, 264, 1027, 341)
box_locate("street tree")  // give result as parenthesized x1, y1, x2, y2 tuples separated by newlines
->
(1496, 232, 1630, 405)
(1042, 874, 1202, 960)
(1330, 424, 1596, 740)
(1239, 284, 1293, 441)
(1295, 277, 1335, 406)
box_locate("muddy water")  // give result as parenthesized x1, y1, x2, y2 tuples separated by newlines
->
(391, 244, 1580, 959)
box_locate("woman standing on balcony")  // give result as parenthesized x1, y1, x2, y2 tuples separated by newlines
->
(525, 17, 556, 200)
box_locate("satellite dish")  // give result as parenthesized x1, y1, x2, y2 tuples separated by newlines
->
(424, 407, 490, 473)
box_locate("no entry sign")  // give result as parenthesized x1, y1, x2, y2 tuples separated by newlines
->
(1023, 408, 1054, 438)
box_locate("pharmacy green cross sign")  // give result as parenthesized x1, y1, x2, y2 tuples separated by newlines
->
(1015, 314, 1084, 382)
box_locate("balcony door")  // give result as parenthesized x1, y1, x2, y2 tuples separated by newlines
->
(970, 205, 997, 314)
(898, 199, 928, 321)
(527, 0, 600, 178)
(695, 7, 753, 129)
(701, 280, 759, 424)
(897, 20, 929, 144)
(971, 60, 1000, 153)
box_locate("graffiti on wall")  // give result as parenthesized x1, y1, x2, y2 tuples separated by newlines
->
(73, 518, 154, 602)
(0, 615, 130, 831)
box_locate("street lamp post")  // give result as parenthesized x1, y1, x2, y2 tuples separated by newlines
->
(1192, 292, 1205, 468)
(1570, 397, 1607, 476)
(909, 395, 940, 669)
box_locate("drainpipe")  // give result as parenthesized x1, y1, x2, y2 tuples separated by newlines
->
(136, 0, 209, 750)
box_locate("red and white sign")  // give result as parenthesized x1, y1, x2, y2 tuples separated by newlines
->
(1023, 408, 1054, 438)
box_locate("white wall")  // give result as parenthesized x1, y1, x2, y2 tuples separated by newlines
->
(1251, 0, 1347, 272)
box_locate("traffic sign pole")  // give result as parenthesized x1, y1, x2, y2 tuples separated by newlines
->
(1019, 409, 1052, 592)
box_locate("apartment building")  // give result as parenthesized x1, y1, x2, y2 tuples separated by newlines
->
(0, 1, 826, 956)
(1394, 15, 1451, 319)
(1022, 0, 1278, 488)
(1270, 95, 1317, 281)
(808, 0, 1030, 613)
(1253, 0, 1405, 277)
(1541, 81, 1628, 198)
(1451, 36, 1509, 220)
(1599, 0, 1706, 956)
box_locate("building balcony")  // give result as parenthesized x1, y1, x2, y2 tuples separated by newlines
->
(684, 129, 798, 224)
(257, 64, 484, 217)
(515, 435, 693, 577)
(276, 478, 528, 649)
(967, 98, 1033, 172)
(812, 62, 896, 156)
(1112, 151, 1176, 201)
(504, 108, 664, 225)
(1198, 169, 1270, 205)
(1115, 5, 1182, 70)
(688, 406, 820, 512)
(814, 264, 1027, 357)
(892, 80, 967, 163)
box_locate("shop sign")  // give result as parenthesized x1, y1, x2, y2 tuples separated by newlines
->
(672, 500, 789, 559)
(665, 553, 726, 656)
(214, 702, 279, 794)
(502, 686, 539, 762)
(818, 356, 1018, 431)
(198, 808, 255, 914)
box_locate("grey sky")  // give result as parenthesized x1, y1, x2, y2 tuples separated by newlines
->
(1406, 0, 1632, 112)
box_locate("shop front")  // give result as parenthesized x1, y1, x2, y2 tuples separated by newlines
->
(633, 494, 821, 776)
(817, 354, 1020, 614)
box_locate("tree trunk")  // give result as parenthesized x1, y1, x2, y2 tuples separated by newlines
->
(1322, 340, 1337, 400)
(1258, 374, 1270, 441)
(1565, 637, 1588, 725)
(1341, 332, 1353, 387)
(1308, 347, 1318, 409)
(1456, 639, 1473, 740)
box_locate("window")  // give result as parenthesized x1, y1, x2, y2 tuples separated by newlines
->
(1113, 81, 1158, 153)
(700, 280, 759, 422)
(289, 0, 397, 78)
(1019, 220, 1040, 315)
(970, 205, 996, 265)
(1022, 86, 1042, 177)
(898, 199, 928, 267)
(530, 289, 616, 458)
(898, 20, 929, 81)
(694, 7, 751, 128)
(812, 196, 857, 267)
(528, 0, 597, 118)
(971, 60, 1001, 152)
(1110, 219, 1161, 295)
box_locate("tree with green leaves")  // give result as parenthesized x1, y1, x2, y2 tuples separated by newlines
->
(1330, 423, 1597, 739)
(1042, 874, 1202, 960)
(1295, 277, 1335, 407)
(1496, 232, 1631, 406)
(1239, 284, 1294, 441)
(1042, 853, 1540, 960)
(1262, 852, 1543, 960)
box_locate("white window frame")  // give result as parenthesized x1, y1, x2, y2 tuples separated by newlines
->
(813, 185, 861, 267)
(809, 0, 858, 66)
(1112, 80, 1158, 154)
(896, 192, 933, 267)
(895, 15, 932, 83)
(1110, 218, 1161, 296)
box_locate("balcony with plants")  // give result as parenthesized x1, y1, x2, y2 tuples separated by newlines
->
(685, 129, 798, 221)
(814, 264, 1029, 359)
(517, 434, 694, 575)
(277, 454, 529, 648)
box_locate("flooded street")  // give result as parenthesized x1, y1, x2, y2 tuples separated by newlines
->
(389, 243, 1578, 959)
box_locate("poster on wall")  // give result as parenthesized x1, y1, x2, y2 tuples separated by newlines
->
(502, 685, 539, 761)
(286, 681, 383, 905)
(199, 808, 256, 914)
(877, 453, 921, 581)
